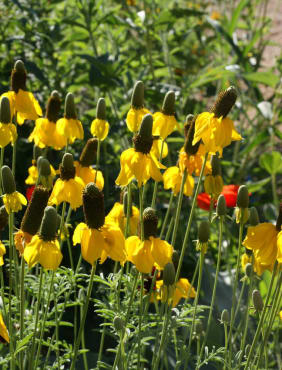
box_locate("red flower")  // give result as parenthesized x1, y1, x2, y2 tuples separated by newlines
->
(197, 185, 240, 210)
(26, 185, 35, 201)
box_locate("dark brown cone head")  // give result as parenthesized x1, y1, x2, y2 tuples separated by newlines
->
(79, 138, 98, 167)
(96, 98, 106, 120)
(60, 153, 75, 180)
(276, 203, 282, 231)
(37, 157, 51, 177)
(133, 114, 153, 154)
(252, 290, 264, 312)
(11, 60, 27, 93)
(1, 166, 16, 194)
(162, 91, 175, 116)
(183, 114, 194, 138)
(131, 81, 144, 109)
(33, 145, 43, 162)
(236, 185, 249, 209)
(210, 86, 237, 118)
(21, 186, 49, 235)
(211, 155, 221, 176)
(163, 262, 175, 286)
(198, 220, 210, 243)
(123, 191, 132, 217)
(184, 115, 201, 155)
(39, 206, 58, 241)
(46, 90, 61, 123)
(83, 183, 105, 229)
(0, 206, 8, 231)
(249, 207, 259, 226)
(64, 93, 77, 119)
(0, 97, 11, 123)
(143, 207, 158, 239)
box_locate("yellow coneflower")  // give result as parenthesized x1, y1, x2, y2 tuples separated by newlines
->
(49, 153, 84, 210)
(29, 90, 66, 150)
(126, 208, 173, 273)
(155, 278, 196, 307)
(25, 149, 56, 188)
(0, 241, 6, 266)
(56, 93, 84, 144)
(0, 313, 9, 343)
(204, 155, 223, 199)
(73, 183, 126, 265)
(163, 166, 194, 196)
(24, 206, 62, 270)
(1, 166, 27, 214)
(126, 81, 151, 133)
(91, 98, 110, 141)
(116, 114, 165, 187)
(0, 97, 17, 148)
(1, 60, 42, 125)
(151, 139, 168, 159)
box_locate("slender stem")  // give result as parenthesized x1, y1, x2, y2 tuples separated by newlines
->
(151, 140, 165, 209)
(234, 278, 247, 324)
(271, 173, 278, 207)
(28, 267, 44, 370)
(97, 321, 106, 368)
(244, 261, 278, 370)
(12, 119, 17, 176)
(171, 169, 187, 247)
(223, 323, 228, 368)
(0, 267, 7, 320)
(137, 275, 144, 370)
(8, 212, 15, 370)
(125, 183, 132, 237)
(19, 257, 26, 369)
(139, 187, 144, 241)
(80, 297, 89, 370)
(197, 216, 223, 367)
(55, 296, 60, 369)
(175, 153, 208, 283)
(165, 216, 174, 242)
(0, 147, 4, 195)
(94, 140, 101, 183)
(70, 263, 97, 370)
(34, 271, 55, 369)
(59, 202, 66, 245)
(160, 192, 174, 239)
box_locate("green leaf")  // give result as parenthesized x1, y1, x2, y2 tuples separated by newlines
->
(246, 177, 271, 193)
(16, 333, 33, 351)
(228, 0, 249, 35)
(259, 151, 282, 175)
(243, 72, 279, 88)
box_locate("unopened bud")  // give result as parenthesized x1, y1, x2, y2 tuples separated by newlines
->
(0, 97, 11, 123)
(64, 93, 77, 119)
(249, 207, 259, 226)
(163, 262, 175, 286)
(236, 185, 249, 209)
(162, 91, 175, 116)
(1, 166, 16, 194)
(245, 263, 252, 278)
(221, 309, 230, 324)
(198, 221, 210, 243)
(172, 250, 179, 268)
(252, 290, 264, 312)
(96, 98, 106, 120)
(113, 316, 124, 332)
(216, 195, 227, 216)
(39, 206, 58, 241)
(131, 81, 144, 109)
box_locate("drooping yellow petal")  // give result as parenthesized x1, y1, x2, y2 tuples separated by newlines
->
(73, 223, 88, 245)
(0, 313, 9, 343)
(56, 118, 84, 144)
(3, 191, 27, 214)
(38, 239, 62, 270)
(151, 139, 168, 159)
(23, 235, 41, 268)
(151, 238, 173, 270)
(0, 123, 17, 148)
(90, 118, 109, 141)
(126, 237, 154, 273)
(153, 112, 179, 139)
(277, 231, 282, 264)
(126, 107, 151, 133)
(75, 162, 104, 190)
(14, 90, 42, 124)
(49, 177, 84, 210)
(29, 118, 67, 150)
(0, 241, 6, 266)
(82, 228, 105, 265)
(102, 223, 126, 264)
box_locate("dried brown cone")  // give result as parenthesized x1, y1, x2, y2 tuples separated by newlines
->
(210, 86, 237, 118)
(83, 183, 105, 229)
(143, 207, 158, 240)
(79, 138, 98, 167)
(11, 60, 27, 93)
(46, 91, 61, 123)
(184, 115, 201, 155)
(60, 153, 76, 180)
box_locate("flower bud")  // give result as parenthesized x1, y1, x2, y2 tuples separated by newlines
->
(198, 220, 210, 243)
(0, 206, 8, 231)
(113, 316, 124, 332)
(39, 206, 58, 241)
(96, 98, 106, 120)
(60, 153, 75, 180)
(221, 309, 230, 324)
(162, 91, 175, 116)
(33, 145, 43, 162)
(1, 166, 16, 194)
(216, 195, 227, 216)
(83, 183, 105, 229)
(252, 290, 263, 312)
(163, 262, 175, 286)
(211, 155, 221, 176)
(249, 207, 259, 226)
(211, 86, 237, 118)
(37, 157, 51, 177)
(236, 185, 249, 209)
(143, 207, 158, 239)
(245, 263, 252, 278)
(79, 138, 98, 167)
(64, 93, 77, 119)
(0, 97, 11, 123)
(131, 81, 144, 109)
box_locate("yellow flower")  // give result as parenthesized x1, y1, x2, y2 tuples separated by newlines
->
(49, 177, 84, 210)
(151, 139, 168, 159)
(126, 236, 173, 273)
(56, 117, 84, 144)
(211, 11, 221, 20)
(3, 191, 27, 214)
(243, 223, 279, 273)
(0, 123, 17, 148)
(91, 118, 109, 141)
(116, 148, 165, 187)
(178, 145, 211, 176)
(277, 230, 282, 264)
(25, 161, 56, 186)
(155, 278, 196, 307)
(126, 107, 151, 133)
(163, 166, 194, 196)
(75, 162, 104, 190)
(29, 118, 67, 149)
(0, 241, 6, 266)
(105, 202, 139, 235)
(0, 313, 9, 343)
(14, 230, 33, 256)
(152, 111, 180, 139)
(204, 174, 223, 198)
(73, 222, 126, 265)
(3, 90, 42, 125)
(24, 234, 62, 270)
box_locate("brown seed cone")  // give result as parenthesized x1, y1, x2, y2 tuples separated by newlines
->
(21, 186, 49, 235)
(83, 183, 105, 229)
(0, 206, 8, 231)
(133, 134, 153, 154)
(79, 138, 98, 167)
(39, 206, 58, 241)
(46, 92, 61, 123)
(11, 61, 27, 93)
(210, 86, 237, 118)
(143, 207, 158, 239)
(60, 153, 75, 180)
(184, 115, 201, 155)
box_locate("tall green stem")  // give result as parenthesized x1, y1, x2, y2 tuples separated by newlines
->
(160, 192, 174, 239)
(171, 169, 187, 247)
(94, 140, 101, 183)
(0, 147, 4, 195)
(137, 275, 144, 370)
(139, 186, 144, 241)
(19, 257, 26, 369)
(8, 212, 15, 370)
(12, 119, 17, 176)
(151, 140, 165, 209)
